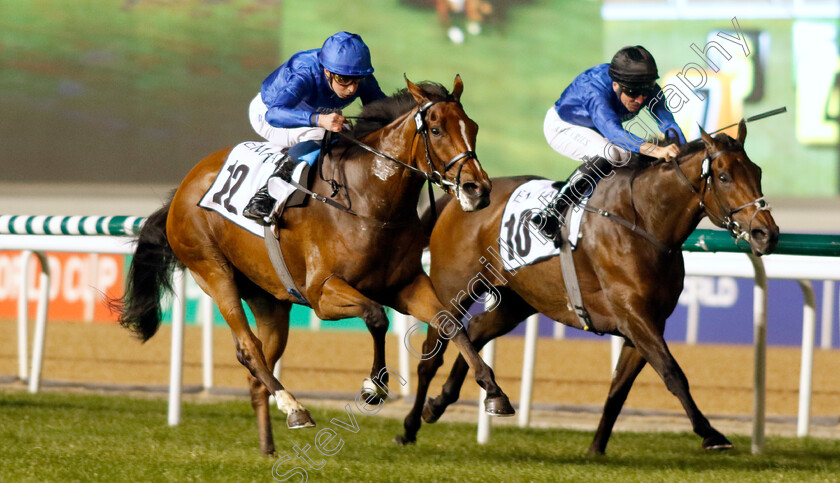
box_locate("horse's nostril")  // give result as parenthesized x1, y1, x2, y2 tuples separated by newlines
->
(751, 228, 768, 242)
(462, 182, 480, 197)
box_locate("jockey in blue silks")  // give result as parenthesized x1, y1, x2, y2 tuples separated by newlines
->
(244, 31, 387, 224)
(533, 45, 688, 243)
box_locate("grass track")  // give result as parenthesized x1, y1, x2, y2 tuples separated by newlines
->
(1, 391, 839, 482)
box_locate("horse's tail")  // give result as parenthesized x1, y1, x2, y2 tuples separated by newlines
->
(420, 193, 454, 242)
(111, 194, 182, 342)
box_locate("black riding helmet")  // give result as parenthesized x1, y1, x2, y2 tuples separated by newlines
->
(608, 45, 658, 88)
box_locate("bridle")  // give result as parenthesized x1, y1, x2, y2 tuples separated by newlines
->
(339, 98, 478, 197)
(670, 146, 771, 243)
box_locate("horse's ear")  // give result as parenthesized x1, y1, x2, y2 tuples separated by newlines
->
(698, 123, 714, 149)
(405, 75, 429, 106)
(452, 74, 463, 102)
(737, 119, 747, 144)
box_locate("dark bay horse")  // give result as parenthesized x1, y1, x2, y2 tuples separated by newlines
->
(397, 122, 779, 454)
(115, 77, 516, 455)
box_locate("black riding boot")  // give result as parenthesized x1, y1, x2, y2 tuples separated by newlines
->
(243, 156, 298, 225)
(531, 156, 616, 245)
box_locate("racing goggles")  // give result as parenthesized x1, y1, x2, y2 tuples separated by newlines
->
(619, 83, 656, 99)
(329, 72, 368, 87)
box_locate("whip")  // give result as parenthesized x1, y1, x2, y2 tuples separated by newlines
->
(709, 106, 787, 135)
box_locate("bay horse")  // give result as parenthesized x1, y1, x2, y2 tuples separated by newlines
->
(397, 122, 779, 454)
(114, 77, 516, 455)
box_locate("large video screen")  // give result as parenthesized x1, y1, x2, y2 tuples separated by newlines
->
(2, 0, 837, 197)
(602, 0, 839, 196)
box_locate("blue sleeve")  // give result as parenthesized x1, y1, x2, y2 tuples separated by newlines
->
(263, 74, 317, 128)
(649, 90, 687, 144)
(586, 95, 648, 153)
(358, 76, 387, 104)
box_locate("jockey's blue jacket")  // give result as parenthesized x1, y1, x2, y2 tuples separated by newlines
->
(260, 49, 387, 128)
(554, 64, 686, 152)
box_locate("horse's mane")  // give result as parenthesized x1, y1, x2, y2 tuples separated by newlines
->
(647, 133, 743, 167)
(346, 82, 453, 140)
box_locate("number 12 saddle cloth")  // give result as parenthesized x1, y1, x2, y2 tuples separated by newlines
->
(198, 142, 309, 237)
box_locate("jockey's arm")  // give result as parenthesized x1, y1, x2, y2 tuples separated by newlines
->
(587, 96, 650, 154)
(640, 142, 680, 161)
(263, 74, 319, 128)
(648, 92, 687, 144)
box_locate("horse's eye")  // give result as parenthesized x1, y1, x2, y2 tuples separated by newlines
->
(718, 172, 730, 183)
(431, 127, 441, 136)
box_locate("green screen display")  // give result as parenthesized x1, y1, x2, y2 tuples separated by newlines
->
(1, 0, 836, 196)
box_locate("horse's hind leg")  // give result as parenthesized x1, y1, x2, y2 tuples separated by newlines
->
(396, 324, 450, 445)
(243, 288, 293, 455)
(588, 339, 647, 455)
(425, 291, 535, 424)
(189, 263, 313, 430)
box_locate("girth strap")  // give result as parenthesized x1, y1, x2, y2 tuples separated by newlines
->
(558, 204, 603, 335)
(263, 225, 309, 306)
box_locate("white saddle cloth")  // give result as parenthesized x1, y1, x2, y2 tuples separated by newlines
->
(198, 141, 306, 237)
(498, 179, 587, 271)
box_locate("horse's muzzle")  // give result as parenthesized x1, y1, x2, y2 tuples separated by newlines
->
(458, 179, 492, 212)
(749, 223, 779, 256)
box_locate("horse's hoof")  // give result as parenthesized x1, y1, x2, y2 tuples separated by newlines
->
(484, 395, 515, 416)
(702, 433, 733, 450)
(362, 378, 389, 404)
(287, 410, 316, 429)
(394, 435, 416, 446)
(422, 398, 443, 424)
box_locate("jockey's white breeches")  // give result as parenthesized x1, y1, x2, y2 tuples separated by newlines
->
(543, 107, 632, 166)
(249, 93, 326, 150)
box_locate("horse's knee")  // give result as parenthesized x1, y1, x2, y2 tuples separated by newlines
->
(234, 338, 265, 373)
(363, 307, 389, 332)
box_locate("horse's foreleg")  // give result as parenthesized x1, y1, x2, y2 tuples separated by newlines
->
(317, 277, 391, 399)
(191, 267, 313, 430)
(396, 324, 450, 446)
(621, 313, 732, 451)
(588, 340, 646, 455)
(426, 295, 533, 423)
(245, 295, 293, 455)
(394, 274, 514, 416)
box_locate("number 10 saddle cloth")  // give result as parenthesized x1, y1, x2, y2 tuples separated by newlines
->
(498, 179, 588, 270)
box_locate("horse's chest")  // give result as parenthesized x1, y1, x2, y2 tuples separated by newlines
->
(339, 231, 421, 284)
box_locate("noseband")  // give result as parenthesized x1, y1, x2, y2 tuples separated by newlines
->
(412, 99, 478, 198)
(671, 148, 771, 242)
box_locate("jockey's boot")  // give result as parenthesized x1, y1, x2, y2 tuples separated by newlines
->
(243, 155, 298, 225)
(530, 185, 570, 244)
(242, 186, 275, 225)
(531, 156, 616, 246)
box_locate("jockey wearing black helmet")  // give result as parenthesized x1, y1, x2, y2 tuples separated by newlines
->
(244, 31, 387, 224)
(532, 45, 687, 244)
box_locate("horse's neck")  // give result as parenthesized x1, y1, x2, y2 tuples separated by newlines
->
(632, 152, 708, 247)
(330, 114, 426, 220)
